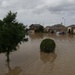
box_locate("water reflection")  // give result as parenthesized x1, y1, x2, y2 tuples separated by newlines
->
(16, 33, 75, 41)
(29, 33, 44, 40)
(0, 39, 28, 62)
(5, 61, 22, 75)
(29, 33, 75, 41)
(0, 33, 75, 75)
(40, 52, 57, 63)
(39, 52, 57, 74)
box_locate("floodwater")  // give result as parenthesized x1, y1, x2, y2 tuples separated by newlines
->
(0, 33, 75, 75)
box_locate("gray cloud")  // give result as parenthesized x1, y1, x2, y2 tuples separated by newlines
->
(48, 2, 75, 14)
(33, 0, 75, 15)
(0, 0, 75, 26)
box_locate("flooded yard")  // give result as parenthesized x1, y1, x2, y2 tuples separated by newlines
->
(0, 34, 75, 75)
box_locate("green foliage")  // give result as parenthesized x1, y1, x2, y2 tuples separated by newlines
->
(0, 11, 26, 53)
(35, 25, 44, 33)
(40, 38, 56, 53)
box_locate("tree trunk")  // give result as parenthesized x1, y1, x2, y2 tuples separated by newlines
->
(6, 51, 10, 62)
(6, 59, 11, 71)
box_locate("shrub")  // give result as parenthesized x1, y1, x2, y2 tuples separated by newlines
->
(40, 38, 56, 53)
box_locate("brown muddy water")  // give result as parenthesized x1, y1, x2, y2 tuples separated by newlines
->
(0, 33, 75, 75)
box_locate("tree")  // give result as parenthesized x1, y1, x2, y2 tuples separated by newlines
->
(38, 25, 44, 32)
(35, 25, 44, 33)
(0, 11, 26, 61)
(40, 38, 56, 53)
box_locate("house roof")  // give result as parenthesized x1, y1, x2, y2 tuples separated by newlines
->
(52, 24, 65, 27)
(45, 26, 51, 29)
(68, 25, 75, 28)
(29, 24, 42, 27)
(51, 24, 65, 29)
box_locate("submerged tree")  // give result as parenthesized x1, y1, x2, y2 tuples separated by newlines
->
(0, 11, 26, 61)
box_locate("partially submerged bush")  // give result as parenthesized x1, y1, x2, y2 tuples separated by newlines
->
(40, 38, 56, 53)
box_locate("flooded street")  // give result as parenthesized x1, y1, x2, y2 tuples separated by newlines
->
(0, 34, 75, 75)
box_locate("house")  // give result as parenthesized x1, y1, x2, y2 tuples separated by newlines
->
(29, 24, 41, 30)
(45, 24, 66, 34)
(29, 24, 44, 33)
(67, 25, 75, 34)
(44, 26, 51, 32)
(51, 24, 66, 33)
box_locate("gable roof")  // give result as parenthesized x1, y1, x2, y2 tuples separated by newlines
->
(68, 25, 75, 28)
(45, 26, 51, 29)
(51, 24, 65, 30)
(30, 24, 42, 27)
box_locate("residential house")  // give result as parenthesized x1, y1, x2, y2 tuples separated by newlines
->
(45, 24, 66, 34)
(51, 24, 66, 33)
(29, 24, 44, 33)
(45, 26, 51, 32)
(67, 25, 75, 34)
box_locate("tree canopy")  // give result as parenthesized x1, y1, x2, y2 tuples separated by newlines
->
(0, 11, 26, 61)
(35, 25, 44, 33)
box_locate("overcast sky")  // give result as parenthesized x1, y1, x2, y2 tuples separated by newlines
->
(0, 0, 75, 27)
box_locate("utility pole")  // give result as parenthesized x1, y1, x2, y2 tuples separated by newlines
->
(62, 17, 65, 25)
